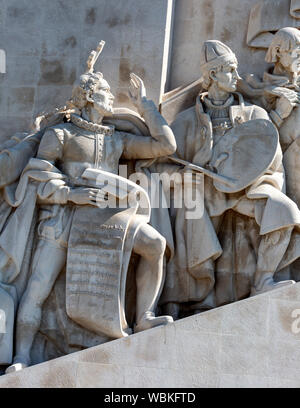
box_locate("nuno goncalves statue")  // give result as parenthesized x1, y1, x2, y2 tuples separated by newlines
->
(152, 40, 300, 318)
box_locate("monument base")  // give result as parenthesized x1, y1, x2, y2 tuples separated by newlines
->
(1, 283, 300, 388)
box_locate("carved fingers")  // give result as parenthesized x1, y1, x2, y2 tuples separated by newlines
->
(128, 72, 146, 107)
(283, 89, 300, 103)
(275, 89, 300, 120)
(68, 187, 108, 206)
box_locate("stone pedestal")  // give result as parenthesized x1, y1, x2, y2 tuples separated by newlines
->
(1, 283, 300, 388)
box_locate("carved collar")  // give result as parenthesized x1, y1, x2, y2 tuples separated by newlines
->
(202, 93, 234, 110)
(197, 92, 244, 113)
(70, 113, 114, 136)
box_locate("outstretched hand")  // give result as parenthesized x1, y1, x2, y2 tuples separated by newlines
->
(267, 86, 300, 120)
(276, 90, 300, 120)
(128, 73, 147, 109)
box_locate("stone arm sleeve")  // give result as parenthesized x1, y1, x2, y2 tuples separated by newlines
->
(0, 132, 42, 188)
(37, 128, 64, 163)
(36, 129, 70, 205)
(121, 99, 176, 159)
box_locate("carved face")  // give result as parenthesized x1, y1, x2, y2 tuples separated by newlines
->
(91, 78, 115, 116)
(211, 62, 239, 92)
(278, 46, 300, 73)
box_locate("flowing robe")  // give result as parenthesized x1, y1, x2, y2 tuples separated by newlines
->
(0, 131, 41, 364)
(151, 92, 300, 309)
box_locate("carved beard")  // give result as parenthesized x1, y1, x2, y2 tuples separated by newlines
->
(93, 100, 114, 117)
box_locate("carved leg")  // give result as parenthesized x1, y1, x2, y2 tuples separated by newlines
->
(5, 240, 66, 373)
(163, 302, 180, 320)
(251, 227, 295, 296)
(132, 223, 173, 333)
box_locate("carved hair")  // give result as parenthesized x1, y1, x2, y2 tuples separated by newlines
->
(32, 42, 108, 128)
(266, 27, 300, 63)
(70, 72, 105, 110)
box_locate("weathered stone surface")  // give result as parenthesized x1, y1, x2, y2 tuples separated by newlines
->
(169, 0, 267, 90)
(2, 43, 176, 373)
(159, 39, 300, 318)
(1, 0, 300, 388)
(0, 287, 14, 365)
(1, 283, 300, 388)
(0, 0, 174, 140)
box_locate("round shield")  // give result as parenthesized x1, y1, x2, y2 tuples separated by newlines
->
(212, 119, 279, 193)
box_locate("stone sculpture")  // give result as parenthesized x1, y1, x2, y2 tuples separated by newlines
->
(262, 28, 300, 207)
(243, 27, 300, 280)
(0, 131, 43, 365)
(3, 33, 300, 374)
(247, 0, 300, 49)
(148, 40, 300, 319)
(3, 42, 175, 372)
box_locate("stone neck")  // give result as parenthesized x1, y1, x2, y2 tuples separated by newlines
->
(202, 93, 234, 120)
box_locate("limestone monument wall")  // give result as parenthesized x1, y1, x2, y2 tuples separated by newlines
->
(0, 0, 297, 140)
(2, 0, 300, 388)
(0, 0, 174, 142)
(169, 0, 268, 89)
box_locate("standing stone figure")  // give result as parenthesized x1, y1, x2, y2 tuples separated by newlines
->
(6, 43, 176, 372)
(262, 28, 300, 208)
(154, 40, 300, 319)
(0, 132, 42, 365)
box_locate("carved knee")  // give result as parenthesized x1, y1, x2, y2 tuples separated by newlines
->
(146, 234, 166, 260)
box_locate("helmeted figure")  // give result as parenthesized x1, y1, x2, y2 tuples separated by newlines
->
(152, 40, 300, 319)
(6, 42, 176, 372)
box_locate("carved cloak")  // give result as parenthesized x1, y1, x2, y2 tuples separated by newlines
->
(153, 93, 300, 308)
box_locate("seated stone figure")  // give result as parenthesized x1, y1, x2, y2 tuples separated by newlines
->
(149, 40, 300, 319)
(6, 43, 176, 372)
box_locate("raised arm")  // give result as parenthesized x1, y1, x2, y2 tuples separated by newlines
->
(122, 73, 176, 159)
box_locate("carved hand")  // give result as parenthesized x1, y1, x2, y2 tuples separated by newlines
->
(275, 89, 300, 120)
(68, 187, 107, 206)
(128, 72, 147, 112)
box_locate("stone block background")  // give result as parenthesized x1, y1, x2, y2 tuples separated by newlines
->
(169, 0, 267, 90)
(0, 0, 291, 140)
(0, 0, 174, 142)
